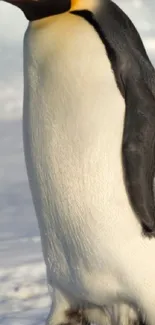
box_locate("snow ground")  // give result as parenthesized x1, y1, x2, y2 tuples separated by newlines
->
(0, 120, 50, 324)
(0, 1, 155, 324)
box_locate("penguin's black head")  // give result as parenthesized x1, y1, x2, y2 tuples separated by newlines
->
(2, 0, 71, 21)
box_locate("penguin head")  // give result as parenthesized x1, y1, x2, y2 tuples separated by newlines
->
(1, 0, 71, 21)
(1, 0, 100, 21)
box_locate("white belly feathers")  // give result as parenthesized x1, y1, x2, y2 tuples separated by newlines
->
(23, 13, 141, 304)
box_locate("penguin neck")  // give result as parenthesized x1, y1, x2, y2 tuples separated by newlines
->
(71, 0, 99, 11)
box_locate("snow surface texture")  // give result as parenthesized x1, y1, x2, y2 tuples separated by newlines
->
(0, 0, 155, 324)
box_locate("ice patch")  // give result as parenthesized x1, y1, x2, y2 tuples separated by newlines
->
(0, 262, 50, 324)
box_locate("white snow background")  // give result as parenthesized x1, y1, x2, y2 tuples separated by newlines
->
(0, 0, 155, 324)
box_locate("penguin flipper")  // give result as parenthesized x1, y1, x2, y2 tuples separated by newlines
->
(122, 68, 155, 236)
(93, 1, 155, 236)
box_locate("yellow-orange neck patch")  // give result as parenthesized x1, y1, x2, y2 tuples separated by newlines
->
(71, 0, 99, 12)
(71, 0, 79, 7)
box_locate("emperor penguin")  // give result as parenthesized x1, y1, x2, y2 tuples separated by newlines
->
(2, 0, 155, 325)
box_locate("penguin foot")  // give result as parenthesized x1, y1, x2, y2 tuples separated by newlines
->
(64, 308, 89, 325)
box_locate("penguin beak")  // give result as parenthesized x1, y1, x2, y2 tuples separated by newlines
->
(1, 0, 71, 7)
(2, 0, 70, 4)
